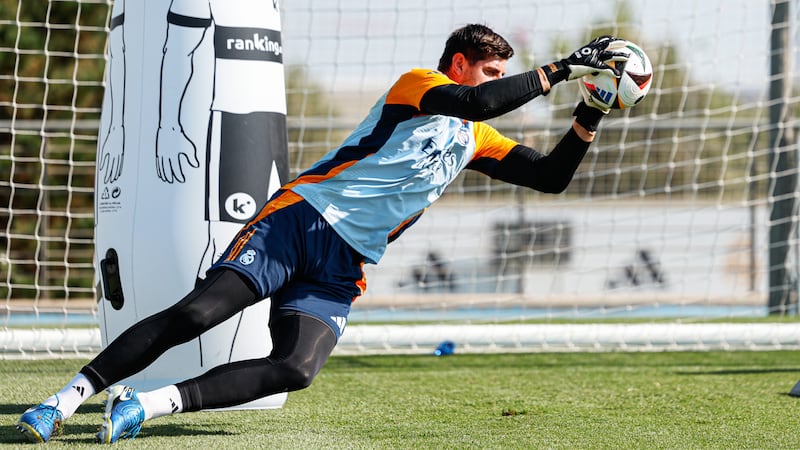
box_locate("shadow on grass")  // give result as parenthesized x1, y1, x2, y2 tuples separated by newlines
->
(328, 353, 621, 371)
(1, 421, 234, 445)
(675, 368, 800, 375)
(676, 368, 800, 397)
(0, 403, 104, 415)
(2, 402, 236, 445)
(60, 424, 235, 444)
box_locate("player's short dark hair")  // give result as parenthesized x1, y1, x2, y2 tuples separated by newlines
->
(437, 24, 514, 72)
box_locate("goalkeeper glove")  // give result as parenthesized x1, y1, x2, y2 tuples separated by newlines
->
(577, 80, 611, 114)
(562, 36, 628, 80)
(573, 100, 607, 133)
(537, 36, 629, 91)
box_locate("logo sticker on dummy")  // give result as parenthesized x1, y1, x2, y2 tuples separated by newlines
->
(239, 249, 256, 266)
(225, 192, 257, 221)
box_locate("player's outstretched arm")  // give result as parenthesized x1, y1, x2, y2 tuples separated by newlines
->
(419, 36, 627, 122)
(420, 70, 549, 121)
(470, 100, 606, 194)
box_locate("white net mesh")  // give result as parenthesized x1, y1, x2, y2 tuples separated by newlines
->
(2, 0, 800, 356)
(0, 0, 106, 341)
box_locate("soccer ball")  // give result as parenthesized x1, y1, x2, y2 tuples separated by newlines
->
(580, 40, 653, 109)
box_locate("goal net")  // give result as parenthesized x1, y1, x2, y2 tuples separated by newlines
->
(2, 0, 800, 357)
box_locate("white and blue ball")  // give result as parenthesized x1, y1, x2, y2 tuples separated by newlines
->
(581, 40, 653, 110)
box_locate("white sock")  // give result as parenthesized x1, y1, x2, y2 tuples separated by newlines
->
(41, 373, 96, 420)
(136, 385, 183, 420)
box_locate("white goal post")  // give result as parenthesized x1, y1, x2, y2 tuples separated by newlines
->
(2, 0, 800, 357)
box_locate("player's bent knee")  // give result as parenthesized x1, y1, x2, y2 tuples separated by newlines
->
(279, 363, 317, 391)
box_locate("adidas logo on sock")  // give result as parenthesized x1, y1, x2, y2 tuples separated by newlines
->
(72, 385, 85, 397)
(170, 398, 178, 414)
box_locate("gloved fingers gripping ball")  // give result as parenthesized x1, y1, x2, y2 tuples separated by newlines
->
(579, 40, 653, 111)
(563, 35, 630, 80)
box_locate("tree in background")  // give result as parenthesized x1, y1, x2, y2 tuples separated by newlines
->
(0, 2, 341, 301)
(523, 0, 767, 200)
(0, 1, 108, 300)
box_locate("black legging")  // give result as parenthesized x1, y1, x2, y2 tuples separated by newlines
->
(80, 268, 337, 411)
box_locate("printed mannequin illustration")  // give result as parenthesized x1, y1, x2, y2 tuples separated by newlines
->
(156, 0, 289, 283)
(97, 0, 125, 186)
(91, 1, 290, 410)
(155, 0, 288, 367)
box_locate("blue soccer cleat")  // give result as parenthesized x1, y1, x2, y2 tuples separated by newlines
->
(96, 385, 146, 444)
(17, 403, 63, 443)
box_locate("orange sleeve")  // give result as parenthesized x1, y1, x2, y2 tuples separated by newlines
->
(385, 68, 456, 109)
(472, 122, 518, 161)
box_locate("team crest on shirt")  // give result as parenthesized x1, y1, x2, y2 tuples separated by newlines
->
(239, 249, 256, 266)
(456, 127, 470, 146)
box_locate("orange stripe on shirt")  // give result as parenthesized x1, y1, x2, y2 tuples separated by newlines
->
(283, 158, 363, 192)
(385, 68, 455, 109)
(388, 209, 425, 241)
(247, 190, 304, 226)
(472, 121, 518, 162)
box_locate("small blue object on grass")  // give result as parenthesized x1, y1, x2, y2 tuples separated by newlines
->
(434, 340, 455, 356)
(789, 380, 800, 397)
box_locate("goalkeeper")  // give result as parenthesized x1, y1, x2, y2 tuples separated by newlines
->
(18, 24, 626, 444)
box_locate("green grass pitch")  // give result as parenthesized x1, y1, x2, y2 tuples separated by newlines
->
(1, 351, 799, 448)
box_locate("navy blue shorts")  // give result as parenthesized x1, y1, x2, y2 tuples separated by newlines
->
(210, 190, 366, 339)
